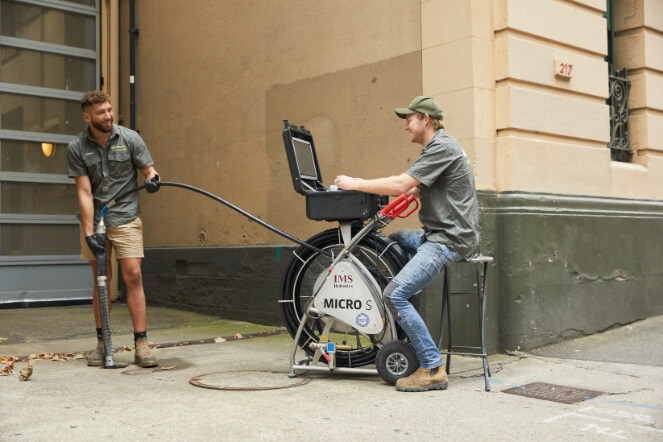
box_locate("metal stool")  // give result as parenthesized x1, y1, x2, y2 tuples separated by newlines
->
(437, 255, 494, 391)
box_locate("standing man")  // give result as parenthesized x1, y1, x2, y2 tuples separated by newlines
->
(67, 90, 161, 368)
(334, 96, 480, 392)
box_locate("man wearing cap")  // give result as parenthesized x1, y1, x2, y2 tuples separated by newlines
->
(334, 96, 480, 392)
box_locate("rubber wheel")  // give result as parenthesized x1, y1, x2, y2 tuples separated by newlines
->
(375, 340, 420, 385)
(279, 226, 409, 367)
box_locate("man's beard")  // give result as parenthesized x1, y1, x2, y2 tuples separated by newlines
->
(91, 118, 112, 133)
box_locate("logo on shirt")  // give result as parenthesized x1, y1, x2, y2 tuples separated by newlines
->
(111, 145, 128, 153)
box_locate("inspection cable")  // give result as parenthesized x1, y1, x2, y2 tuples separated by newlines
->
(101, 181, 331, 256)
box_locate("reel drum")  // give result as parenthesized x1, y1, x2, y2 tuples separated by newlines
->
(280, 227, 409, 367)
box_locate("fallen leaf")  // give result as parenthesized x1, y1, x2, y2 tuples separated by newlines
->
(19, 359, 34, 381)
(214, 337, 226, 343)
(160, 366, 175, 371)
(234, 333, 244, 340)
(1, 359, 16, 376)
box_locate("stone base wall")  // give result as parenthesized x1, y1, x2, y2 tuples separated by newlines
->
(141, 191, 663, 352)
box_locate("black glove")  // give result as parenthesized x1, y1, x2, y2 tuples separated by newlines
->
(85, 234, 106, 256)
(145, 174, 160, 193)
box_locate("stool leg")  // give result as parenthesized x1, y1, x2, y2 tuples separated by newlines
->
(478, 261, 491, 391)
(444, 266, 452, 372)
(437, 266, 448, 351)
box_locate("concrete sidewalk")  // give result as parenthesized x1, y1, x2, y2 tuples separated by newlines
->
(1, 305, 662, 441)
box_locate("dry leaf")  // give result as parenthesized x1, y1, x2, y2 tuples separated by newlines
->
(1, 359, 16, 376)
(160, 366, 175, 371)
(214, 337, 226, 343)
(0, 355, 20, 364)
(19, 359, 34, 381)
(234, 333, 244, 340)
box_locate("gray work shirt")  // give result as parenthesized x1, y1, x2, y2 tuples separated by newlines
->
(406, 130, 480, 258)
(66, 124, 154, 228)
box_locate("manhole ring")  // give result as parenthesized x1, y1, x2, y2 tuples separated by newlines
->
(189, 370, 311, 391)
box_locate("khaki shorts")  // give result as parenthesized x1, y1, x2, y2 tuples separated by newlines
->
(80, 217, 144, 260)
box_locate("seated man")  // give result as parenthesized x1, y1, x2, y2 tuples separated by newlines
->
(334, 96, 480, 392)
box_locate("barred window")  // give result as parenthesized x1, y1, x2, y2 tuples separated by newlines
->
(605, 0, 631, 162)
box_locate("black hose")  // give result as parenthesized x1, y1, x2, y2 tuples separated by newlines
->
(95, 240, 116, 368)
(102, 181, 330, 256)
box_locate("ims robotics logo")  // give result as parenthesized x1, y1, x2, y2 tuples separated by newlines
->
(333, 273, 354, 289)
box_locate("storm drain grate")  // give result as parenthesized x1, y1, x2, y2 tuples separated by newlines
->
(502, 382, 603, 404)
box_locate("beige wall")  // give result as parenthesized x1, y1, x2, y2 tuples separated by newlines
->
(490, 0, 663, 199)
(123, 0, 423, 247)
(421, 0, 496, 190)
(110, 0, 663, 248)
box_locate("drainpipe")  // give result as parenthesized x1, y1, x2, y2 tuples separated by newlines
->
(129, 0, 138, 130)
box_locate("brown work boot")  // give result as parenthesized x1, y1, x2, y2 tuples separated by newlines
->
(134, 337, 158, 368)
(87, 339, 105, 367)
(395, 365, 448, 392)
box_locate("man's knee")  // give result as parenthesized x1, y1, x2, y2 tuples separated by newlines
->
(121, 265, 143, 287)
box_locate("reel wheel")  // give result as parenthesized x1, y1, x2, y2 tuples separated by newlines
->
(375, 340, 420, 385)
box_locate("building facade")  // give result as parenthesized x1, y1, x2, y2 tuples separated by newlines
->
(3, 0, 661, 351)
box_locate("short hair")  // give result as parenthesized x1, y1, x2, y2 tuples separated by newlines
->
(415, 112, 445, 130)
(431, 117, 445, 131)
(80, 90, 110, 110)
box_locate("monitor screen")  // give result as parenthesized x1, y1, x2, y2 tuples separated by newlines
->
(292, 137, 318, 181)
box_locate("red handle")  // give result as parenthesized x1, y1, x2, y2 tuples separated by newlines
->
(379, 194, 418, 219)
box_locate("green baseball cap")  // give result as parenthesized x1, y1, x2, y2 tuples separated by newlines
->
(394, 95, 443, 120)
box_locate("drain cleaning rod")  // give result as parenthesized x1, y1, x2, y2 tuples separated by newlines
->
(100, 181, 330, 256)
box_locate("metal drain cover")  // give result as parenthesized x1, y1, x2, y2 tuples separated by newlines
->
(502, 382, 603, 404)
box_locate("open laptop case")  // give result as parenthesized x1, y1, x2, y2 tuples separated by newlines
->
(282, 120, 385, 221)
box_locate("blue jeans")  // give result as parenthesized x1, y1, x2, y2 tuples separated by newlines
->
(384, 229, 463, 369)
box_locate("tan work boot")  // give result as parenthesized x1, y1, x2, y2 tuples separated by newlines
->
(134, 337, 158, 368)
(395, 365, 448, 392)
(87, 339, 104, 367)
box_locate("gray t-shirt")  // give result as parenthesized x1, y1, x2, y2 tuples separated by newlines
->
(66, 124, 154, 228)
(406, 130, 479, 258)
